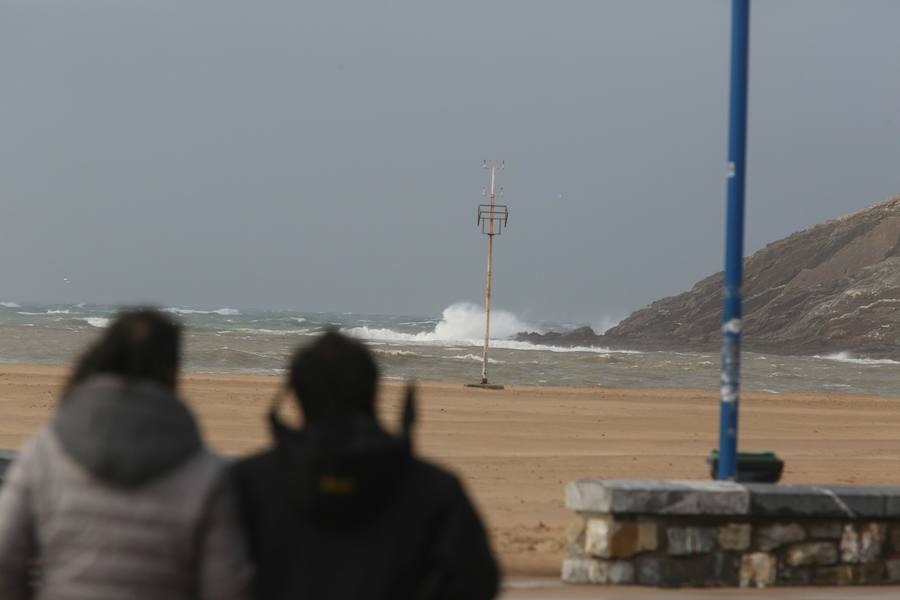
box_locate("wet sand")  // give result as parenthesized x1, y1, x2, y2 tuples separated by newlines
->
(2, 363, 900, 576)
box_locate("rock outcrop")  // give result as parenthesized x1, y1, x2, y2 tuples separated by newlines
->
(520, 194, 900, 358)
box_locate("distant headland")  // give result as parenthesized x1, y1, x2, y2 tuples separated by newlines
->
(517, 193, 900, 360)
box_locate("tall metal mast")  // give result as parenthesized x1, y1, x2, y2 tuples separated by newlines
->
(472, 160, 508, 388)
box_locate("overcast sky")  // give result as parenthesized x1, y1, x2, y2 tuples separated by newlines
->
(2, 0, 899, 324)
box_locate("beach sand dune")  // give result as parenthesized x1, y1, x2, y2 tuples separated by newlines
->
(2, 364, 900, 576)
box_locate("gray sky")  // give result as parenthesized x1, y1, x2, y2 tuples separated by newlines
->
(2, 0, 899, 324)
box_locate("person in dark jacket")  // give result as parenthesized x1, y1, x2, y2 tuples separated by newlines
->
(233, 329, 500, 600)
(0, 309, 252, 600)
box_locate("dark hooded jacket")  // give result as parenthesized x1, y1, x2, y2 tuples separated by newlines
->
(232, 407, 500, 600)
(0, 375, 253, 600)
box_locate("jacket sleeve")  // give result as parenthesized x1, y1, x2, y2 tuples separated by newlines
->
(424, 477, 500, 600)
(0, 439, 37, 600)
(197, 473, 255, 600)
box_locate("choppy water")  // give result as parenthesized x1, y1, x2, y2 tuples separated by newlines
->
(1, 301, 899, 396)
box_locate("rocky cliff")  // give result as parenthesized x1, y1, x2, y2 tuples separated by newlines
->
(520, 194, 900, 358)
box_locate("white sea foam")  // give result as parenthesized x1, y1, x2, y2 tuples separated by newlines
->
(292, 317, 308, 324)
(84, 318, 111, 328)
(345, 303, 639, 354)
(591, 315, 622, 334)
(815, 352, 900, 366)
(46, 310, 72, 315)
(228, 328, 313, 336)
(489, 340, 640, 354)
(450, 353, 502, 364)
(164, 307, 241, 316)
(373, 349, 424, 357)
(346, 302, 536, 344)
(0, 302, 20, 308)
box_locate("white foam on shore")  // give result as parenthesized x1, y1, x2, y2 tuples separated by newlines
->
(84, 318, 111, 328)
(226, 328, 313, 336)
(0, 302, 20, 308)
(815, 352, 900, 366)
(450, 353, 502, 364)
(347, 302, 535, 343)
(373, 349, 425, 357)
(348, 302, 534, 344)
(345, 302, 640, 354)
(164, 307, 241, 316)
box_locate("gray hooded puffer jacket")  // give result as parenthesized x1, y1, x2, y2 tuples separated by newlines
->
(0, 376, 253, 600)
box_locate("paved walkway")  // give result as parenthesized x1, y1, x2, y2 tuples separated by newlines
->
(501, 579, 899, 599)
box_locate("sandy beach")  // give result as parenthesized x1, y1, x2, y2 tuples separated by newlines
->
(2, 363, 900, 576)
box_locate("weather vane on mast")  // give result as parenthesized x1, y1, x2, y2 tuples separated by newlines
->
(467, 160, 509, 390)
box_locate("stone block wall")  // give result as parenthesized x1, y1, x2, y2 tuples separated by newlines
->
(563, 480, 900, 588)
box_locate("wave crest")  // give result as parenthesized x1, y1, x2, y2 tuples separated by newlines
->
(0, 302, 20, 308)
(346, 302, 537, 345)
(164, 307, 241, 316)
(815, 352, 900, 366)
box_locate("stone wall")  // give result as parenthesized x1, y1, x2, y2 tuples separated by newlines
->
(563, 480, 900, 588)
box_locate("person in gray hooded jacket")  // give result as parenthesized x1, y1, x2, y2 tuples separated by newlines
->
(0, 309, 253, 600)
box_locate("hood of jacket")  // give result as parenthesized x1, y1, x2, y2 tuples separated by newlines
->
(54, 375, 202, 487)
(270, 412, 411, 522)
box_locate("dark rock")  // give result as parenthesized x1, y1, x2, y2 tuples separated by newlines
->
(636, 557, 664, 586)
(885, 558, 900, 582)
(637, 553, 740, 588)
(755, 523, 805, 551)
(812, 565, 855, 586)
(778, 566, 812, 586)
(784, 542, 839, 567)
(515, 326, 606, 347)
(855, 562, 884, 585)
(666, 526, 716, 556)
(887, 523, 900, 554)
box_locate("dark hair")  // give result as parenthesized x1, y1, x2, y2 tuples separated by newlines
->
(65, 308, 182, 395)
(287, 329, 379, 421)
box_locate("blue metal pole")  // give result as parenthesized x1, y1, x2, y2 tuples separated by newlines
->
(718, 0, 750, 481)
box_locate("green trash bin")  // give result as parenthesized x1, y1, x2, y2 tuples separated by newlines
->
(707, 450, 783, 483)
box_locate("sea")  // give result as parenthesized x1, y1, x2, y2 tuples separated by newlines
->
(1, 300, 899, 396)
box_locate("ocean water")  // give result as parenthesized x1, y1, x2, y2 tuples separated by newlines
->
(1, 301, 899, 396)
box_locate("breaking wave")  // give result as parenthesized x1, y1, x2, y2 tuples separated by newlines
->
(373, 349, 427, 357)
(228, 328, 313, 336)
(450, 353, 502, 364)
(0, 302, 20, 308)
(815, 352, 900, 366)
(345, 302, 639, 354)
(84, 318, 111, 328)
(346, 302, 536, 345)
(164, 307, 241, 316)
